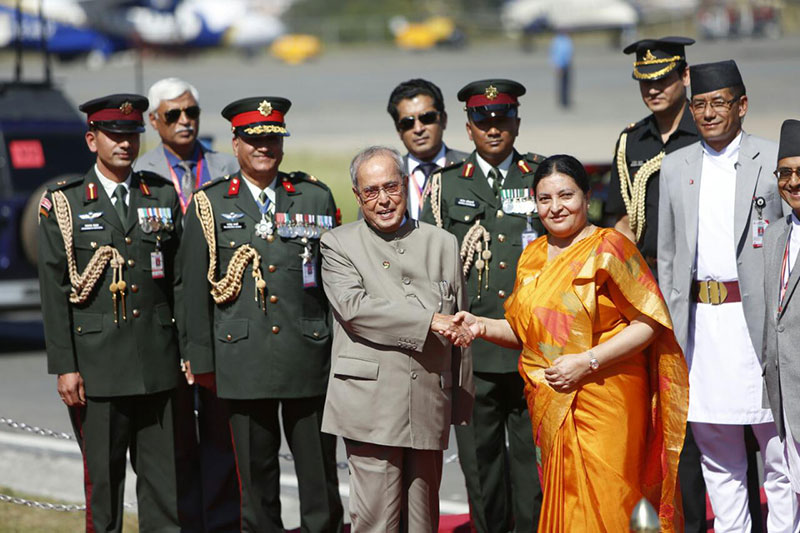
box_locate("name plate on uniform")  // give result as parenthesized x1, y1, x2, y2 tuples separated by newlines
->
(455, 198, 478, 208)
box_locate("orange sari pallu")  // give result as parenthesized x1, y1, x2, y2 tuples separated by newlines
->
(504, 228, 688, 532)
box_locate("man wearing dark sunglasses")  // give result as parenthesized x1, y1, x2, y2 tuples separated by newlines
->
(387, 79, 467, 219)
(420, 79, 544, 533)
(136, 77, 238, 214)
(135, 77, 241, 532)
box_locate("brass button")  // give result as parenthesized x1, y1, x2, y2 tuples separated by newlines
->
(463, 215, 470, 221)
(229, 241, 235, 247)
(301, 237, 308, 244)
(272, 326, 280, 334)
(226, 334, 232, 341)
(496, 210, 504, 218)
(411, 372, 417, 380)
(499, 261, 507, 269)
(76, 326, 82, 333)
(497, 290, 506, 299)
(269, 295, 278, 304)
(498, 234, 506, 243)
(130, 284, 138, 293)
(127, 259, 135, 267)
(312, 331, 320, 338)
(132, 309, 140, 318)
(90, 241, 98, 249)
(397, 248, 405, 254)
(268, 264, 277, 273)
(171, 318, 176, 324)
(267, 235, 275, 243)
(125, 237, 132, 245)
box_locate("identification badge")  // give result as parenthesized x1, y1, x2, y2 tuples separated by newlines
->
(752, 219, 768, 248)
(151, 251, 165, 279)
(521, 230, 538, 248)
(302, 260, 317, 288)
(455, 198, 478, 208)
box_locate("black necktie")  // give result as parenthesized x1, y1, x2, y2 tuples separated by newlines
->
(113, 184, 128, 223)
(416, 162, 440, 185)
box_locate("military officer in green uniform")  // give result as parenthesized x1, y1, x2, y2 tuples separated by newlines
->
(37, 94, 183, 532)
(420, 79, 543, 533)
(179, 97, 343, 533)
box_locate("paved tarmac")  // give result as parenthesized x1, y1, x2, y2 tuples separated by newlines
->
(1, 34, 799, 528)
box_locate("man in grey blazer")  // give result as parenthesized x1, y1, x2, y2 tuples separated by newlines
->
(387, 79, 468, 219)
(320, 146, 474, 532)
(136, 77, 241, 532)
(763, 119, 800, 496)
(658, 60, 795, 531)
(134, 77, 239, 214)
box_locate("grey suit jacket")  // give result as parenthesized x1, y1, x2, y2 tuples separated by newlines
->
(762, 215, 800, 439)
(134, 142, 239, 182)
(319, 218, 474, 450)
(658, 132, 784, 354)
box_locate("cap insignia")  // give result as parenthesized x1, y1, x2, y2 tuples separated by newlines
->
(119, 101, 133, 115)
(484, 85, 498, 100)
(258, 100, 273, 117)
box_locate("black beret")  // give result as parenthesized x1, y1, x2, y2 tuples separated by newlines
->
(221, 97, 292, 138)
(779, 119, 800, 162)
(623, 36, 694, 81)
(79, 94, 148, 133)
(690, 60, 745, 97)
(457, 79, 526, 108)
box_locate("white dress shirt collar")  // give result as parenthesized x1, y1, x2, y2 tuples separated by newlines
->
(94, 164, 132, 203)
(242, 174, 278, 208)
(407, 145, 447, 175)
(475, 151, 513, 181)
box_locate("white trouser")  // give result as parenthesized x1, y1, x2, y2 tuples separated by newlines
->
(692, 421, 799, 533)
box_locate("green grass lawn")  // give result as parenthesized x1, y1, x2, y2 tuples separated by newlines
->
(0, 487, 139, 532)
(281, 150, 359, 224)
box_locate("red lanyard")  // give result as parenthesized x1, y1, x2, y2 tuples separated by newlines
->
(168, 156, 204, 214)
(779, 227, 792, 312)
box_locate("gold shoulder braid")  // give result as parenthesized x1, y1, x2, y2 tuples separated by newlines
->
(615, 133, 665, 241)
(460, 221, 492, 300)
(193, 190, 267, 311)
(51, 190, 127, 323)
(429, 171, 444, 228)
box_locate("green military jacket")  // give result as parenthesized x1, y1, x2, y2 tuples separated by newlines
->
(420, 150, 544, 373)
(180, 170, 337, 400)
(37, 168, 182, 397)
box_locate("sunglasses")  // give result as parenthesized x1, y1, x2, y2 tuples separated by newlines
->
(468, 106, 518, 124)
(162, 105, 200, 124)
(396, 110, 439, 132)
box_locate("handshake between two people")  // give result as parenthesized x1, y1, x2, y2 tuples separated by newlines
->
(431, 311, 485, 348)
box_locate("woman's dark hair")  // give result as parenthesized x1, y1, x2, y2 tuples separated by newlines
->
(533, 154, 590, 194)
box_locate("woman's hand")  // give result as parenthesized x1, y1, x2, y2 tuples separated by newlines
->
(453, 311, 485, 340)
(544, 352, 592, 392)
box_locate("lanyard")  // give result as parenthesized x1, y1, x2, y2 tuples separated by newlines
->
(167, 147, 204, 214)
(779, 226, 792, 313)
(409, 170, 426, 206)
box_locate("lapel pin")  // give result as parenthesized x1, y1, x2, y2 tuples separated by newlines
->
(382, 261, 390, 269)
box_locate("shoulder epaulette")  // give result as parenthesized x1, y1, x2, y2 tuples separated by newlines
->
(623, 117, 647, 133)
(524, 152, 546, 164)
(290, 171, 330, 191)
(196, 175, 229, 192)
(48, 174, 83, 191)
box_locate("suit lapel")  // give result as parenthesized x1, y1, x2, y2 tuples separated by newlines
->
(231, 173, 263, 224)
(780, 220, 800, 317)
(275, 173, 296, 214)
(463, 153, 498, 208)
(734, 133, 762, 252)
(84, 169, 124, 233)
(682, 144, 703, 253)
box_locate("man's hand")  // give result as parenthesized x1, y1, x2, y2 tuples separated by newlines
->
(57, 372, 86, 407)
(431, 313, 475, 347)
(181, 359, 195, 385)
(453, 311, 485, 340)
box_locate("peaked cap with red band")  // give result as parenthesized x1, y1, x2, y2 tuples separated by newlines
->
(457, 79, 526, 109)
(79, 93, 148, 133)
(221, 97, 291, 138)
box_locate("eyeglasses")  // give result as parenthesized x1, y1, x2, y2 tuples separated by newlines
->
(162, 105, 200, 124)
(396, 111, 439, 132)
(359, 181, 404, 201)
(774, 167, 800, 181)
(468, 106, 518, 124)
(690, 97, 739, 114)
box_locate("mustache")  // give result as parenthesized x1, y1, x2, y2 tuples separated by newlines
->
(175, 126, 195, 134)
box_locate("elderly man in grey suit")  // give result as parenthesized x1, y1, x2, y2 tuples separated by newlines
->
(320, 146, 475, 532)
(387, 79, 467, 219)
(135, 77, 238, 214)
(135, 76, 241, 532)
(764, 119, 800, 499)
(658, 60, 796, 532)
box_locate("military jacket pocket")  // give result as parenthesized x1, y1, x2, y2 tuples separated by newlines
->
(333, 356, 379, 380)
(73, 311, 103, 336)
(447, 204, 485, 225)
(154, 302, 174, 327)
(73, 230, 113, 266)
(300, 317, 330, 341)
(215, 319, 249, 343)
(432, 282, 457, 314)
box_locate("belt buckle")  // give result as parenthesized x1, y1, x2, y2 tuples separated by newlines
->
(699, 280, 728, 305)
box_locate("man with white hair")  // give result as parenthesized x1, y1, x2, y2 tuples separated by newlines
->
(135, 77, 238, 213)
(136, 77, 240, 532)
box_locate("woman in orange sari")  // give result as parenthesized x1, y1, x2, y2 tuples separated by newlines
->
(454, 155, 689, 532)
